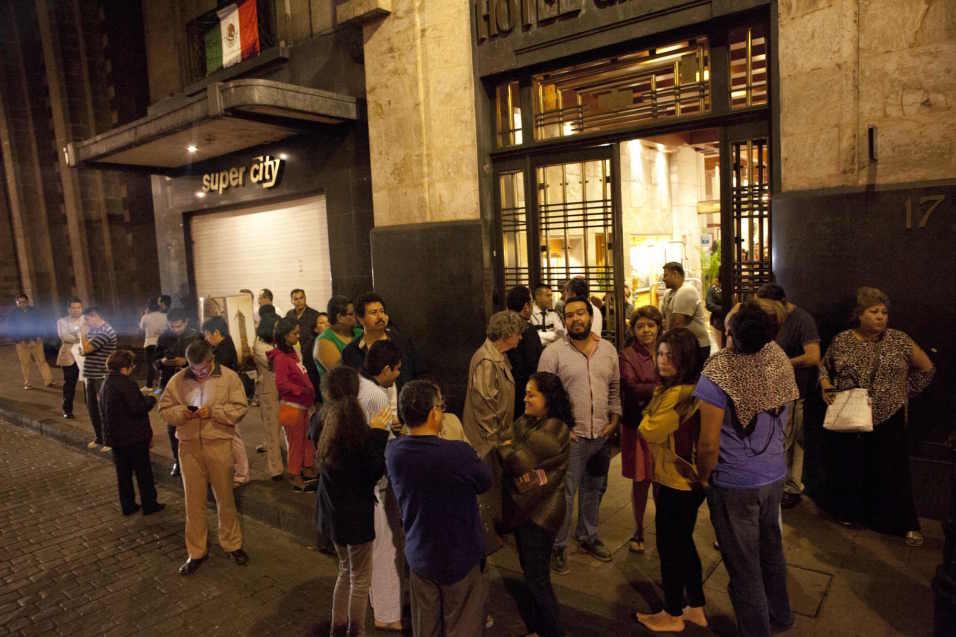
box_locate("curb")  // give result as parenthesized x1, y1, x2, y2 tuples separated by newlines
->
(0, 398, 318, 547)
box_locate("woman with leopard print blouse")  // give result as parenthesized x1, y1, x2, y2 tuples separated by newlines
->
(819, 287, 935, 546)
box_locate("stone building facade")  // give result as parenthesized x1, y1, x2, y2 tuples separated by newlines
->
(0, 0, 158, 326)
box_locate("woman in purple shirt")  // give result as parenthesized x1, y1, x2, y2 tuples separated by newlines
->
(695, 300, 799, 637)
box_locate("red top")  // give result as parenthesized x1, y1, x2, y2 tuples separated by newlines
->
(267, 347, 315, 407)
(619, 341, 659, 481)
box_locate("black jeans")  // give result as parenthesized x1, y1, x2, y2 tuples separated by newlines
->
(62, 363, 79, 414)
(655, 485, 706, 616)
(112, 441, 158, 514)
(144, 345, 157, 388)
(85, 378, 104, 443)
(514, 523, 564, 637)
(707, 480, 792, 637)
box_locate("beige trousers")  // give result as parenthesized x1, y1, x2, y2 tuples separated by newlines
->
(16, 340, 52, 386)
(258, 391, 286, 477)
(179, 438, 242, 558)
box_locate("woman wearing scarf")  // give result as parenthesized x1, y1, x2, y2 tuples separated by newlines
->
(695, 300, 799, 637)
(819, 287, 935, 545)
(634, 328, 705, 633)
(618, 306, 661, 554)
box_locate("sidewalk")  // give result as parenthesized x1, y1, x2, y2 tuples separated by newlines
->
(2, 344, 941, 635)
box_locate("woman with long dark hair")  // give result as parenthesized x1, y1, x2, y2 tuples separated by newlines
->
(267, 317, 316, 491)
(498, 371, 572, 637)
(315, 370, 390, 637)
(634, 328, 705, 632)
(619, 305, 662, 553)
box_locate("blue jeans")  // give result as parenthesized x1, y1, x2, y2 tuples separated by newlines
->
(555, 436, 610, 549)
(707, 479, 792, 637)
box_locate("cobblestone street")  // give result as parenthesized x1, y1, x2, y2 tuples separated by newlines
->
(0, 420, 343, 637)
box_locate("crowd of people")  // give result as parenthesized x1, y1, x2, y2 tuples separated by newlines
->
(3, 265, 936, 636)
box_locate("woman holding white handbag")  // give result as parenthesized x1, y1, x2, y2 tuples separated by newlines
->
(819, 287, 935, 545)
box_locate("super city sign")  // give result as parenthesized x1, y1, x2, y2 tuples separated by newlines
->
(201, 155, 283, 195)
(475, 0, 631, 42)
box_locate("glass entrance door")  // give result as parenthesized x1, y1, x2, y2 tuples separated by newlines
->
(534, 148, 619, 343)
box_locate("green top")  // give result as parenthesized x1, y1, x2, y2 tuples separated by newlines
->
(314, 326, 364, 375)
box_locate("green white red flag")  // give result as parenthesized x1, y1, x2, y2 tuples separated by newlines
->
(205, 0, 259, 74)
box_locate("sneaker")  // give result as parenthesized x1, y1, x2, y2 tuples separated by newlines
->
(580, 538, 613, 562)
(100, 445, 112, 453)
(551, 548, 569, 575)
(87, 441, 99, 449)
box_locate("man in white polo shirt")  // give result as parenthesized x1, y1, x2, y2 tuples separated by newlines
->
(660, 262, 711, 364)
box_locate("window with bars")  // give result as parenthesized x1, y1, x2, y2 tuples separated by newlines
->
(732, 138, 771, 298)
(532, 38, 711, 141)
(495, 81, 523, 147)
(730, 25, 768, 109)
(536, 158, 616, 341)
(499, 171, 530, 289)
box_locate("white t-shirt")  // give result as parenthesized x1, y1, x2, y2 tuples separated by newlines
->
(139, 311, 169, 347)
(661, 283, 710, 347)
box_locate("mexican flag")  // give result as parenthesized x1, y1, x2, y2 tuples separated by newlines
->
(205, 1, 260, 74)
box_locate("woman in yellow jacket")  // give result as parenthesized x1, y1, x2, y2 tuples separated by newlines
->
(635, 327, 707, 633)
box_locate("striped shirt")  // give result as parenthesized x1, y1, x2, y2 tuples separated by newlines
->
(84, 323, 118, 380)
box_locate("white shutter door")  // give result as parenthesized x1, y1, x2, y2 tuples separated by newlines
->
(190, 194, 332, 315)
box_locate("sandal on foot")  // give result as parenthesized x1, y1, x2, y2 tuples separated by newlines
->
(628, 537, 645, 553)
(905, 531, 924, 547)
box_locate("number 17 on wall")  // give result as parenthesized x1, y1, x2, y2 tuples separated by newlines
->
(904, 194, 945, 230)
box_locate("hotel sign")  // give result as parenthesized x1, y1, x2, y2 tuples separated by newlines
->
(475, 0, 631, 43)
(201, 155, 283, 195)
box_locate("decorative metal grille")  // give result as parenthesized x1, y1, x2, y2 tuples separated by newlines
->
(533, 38, 711, 141)
(536, 158, 616, 342)
(730, 25, 768, 109)
(732, 139, 771, 298)
(499, 171, 530, 290)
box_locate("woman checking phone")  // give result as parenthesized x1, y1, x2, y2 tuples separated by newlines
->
(498, 371, 572, 637)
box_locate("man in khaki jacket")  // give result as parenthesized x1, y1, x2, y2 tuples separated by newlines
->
(159, 339, 249, 575)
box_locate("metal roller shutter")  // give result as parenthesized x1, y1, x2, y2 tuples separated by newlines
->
(190, 194, 332, 315)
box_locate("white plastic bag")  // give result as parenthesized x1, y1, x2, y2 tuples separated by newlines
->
(823, 388, 874, 433)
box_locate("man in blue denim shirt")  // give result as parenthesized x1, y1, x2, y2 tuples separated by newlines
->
(538, 296, 621, 574)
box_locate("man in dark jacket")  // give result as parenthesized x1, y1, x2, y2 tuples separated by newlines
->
(256, 290, 280, 344)
(201, 316, 239, 371)
(341, 292, 427, 395)
(155, 308, 201, 476)
(286, 288, 321, 401)
(506, 285, 543, 418)
(99, 350, 164, 516)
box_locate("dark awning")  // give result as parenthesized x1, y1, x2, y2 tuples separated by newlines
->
(65, 79, 357, 172)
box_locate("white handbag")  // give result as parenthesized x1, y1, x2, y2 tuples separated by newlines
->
(823, 388, 873, 432)
(823, 340, 881, 433)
